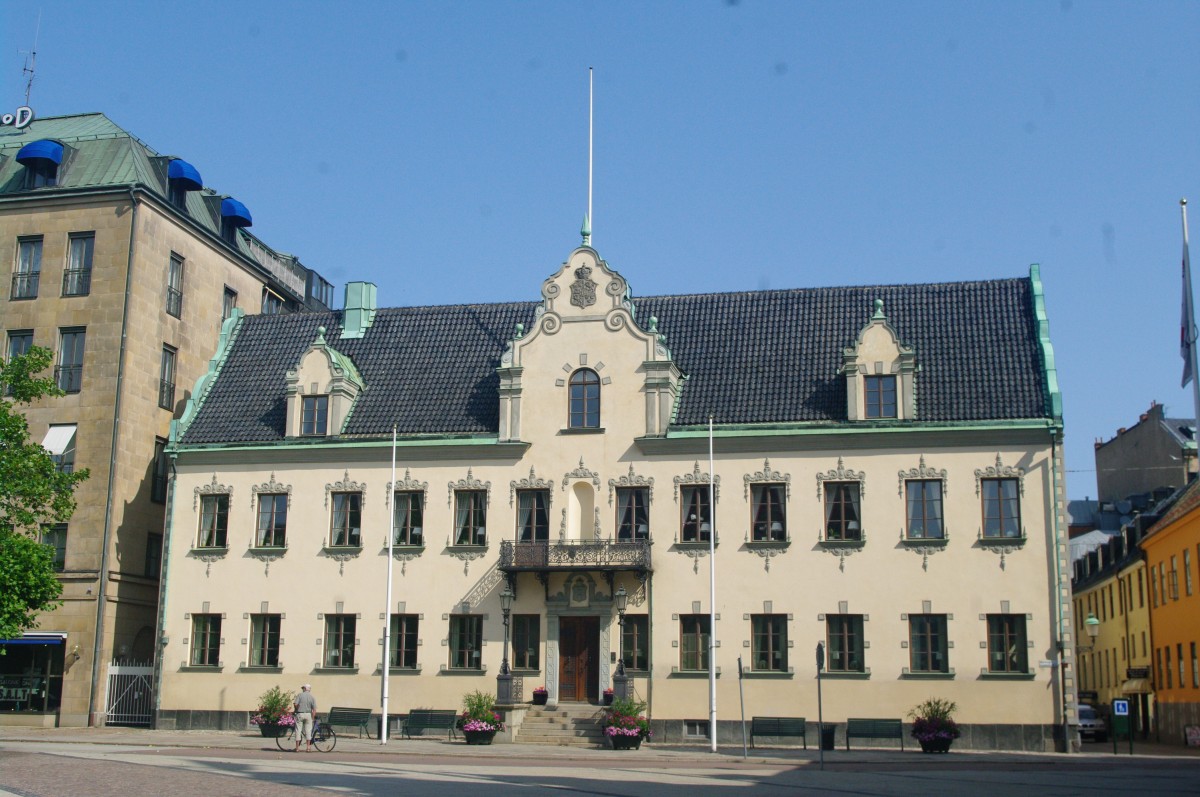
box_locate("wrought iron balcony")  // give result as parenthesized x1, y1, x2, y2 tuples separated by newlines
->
(11, 271, 39, 299)
(499, 539, 652, 574)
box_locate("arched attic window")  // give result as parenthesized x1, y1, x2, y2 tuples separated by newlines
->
(568, 368, 600, 429)
(16, 139, 64, 189)
(167, 159, 203, 210)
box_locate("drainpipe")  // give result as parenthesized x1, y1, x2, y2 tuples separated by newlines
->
(1050, 430, 1072, 752)
(150, 452, 177, 728)
(87, 188, 138, 725)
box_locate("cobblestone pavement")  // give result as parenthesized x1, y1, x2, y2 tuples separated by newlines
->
(1, 728, 1198, 796)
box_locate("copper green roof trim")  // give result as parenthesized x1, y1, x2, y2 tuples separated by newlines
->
(169, 309, 245, 448)
(1029, 263, 1063, 422)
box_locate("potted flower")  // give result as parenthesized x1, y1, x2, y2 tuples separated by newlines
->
(908, 697, 961, 753)
(531, 686, 548, 706)
(602, 697, 651, 750)
(460, 690, 504, 745)
(249, 685, 296, 738)
(603, 688, 614, 706)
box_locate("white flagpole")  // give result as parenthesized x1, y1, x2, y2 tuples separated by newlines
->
(708, 414, 717, 753)
(589, 66, 594, 244)
(380, 425, 397, 744)
(1182, 199, 1200, 428)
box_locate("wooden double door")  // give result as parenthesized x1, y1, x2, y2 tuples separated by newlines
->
(558, 616, 600, 703)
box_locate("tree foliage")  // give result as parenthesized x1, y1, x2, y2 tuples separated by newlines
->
(0, 346, 90, 640)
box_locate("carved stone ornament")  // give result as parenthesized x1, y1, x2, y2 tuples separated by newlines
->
(190, 550, 227, 577)
(323, 547, 361, 576)
(608, 464, 654, 505)
(674, 461, 721, 503)
(978, 538, 1026, 571)
(250, 472, 292, 509)
(510, 467, 555, 507)
(897, 456, 948, 496)
(447, 468, 491, 508)
(677, 546, 711, 575)
(249, 547, 286, 577)
(570, 263, 598, 308)
(325, 470, 366, 509)
(448, 547, 487, 576)
(391, 548, 422, 576)
(562, 458, 601, 492)
(750, 546, 784, 573)
(815, 457, 865, 499)
(386, 469, 428, 508)
(743, 458, 791, 500)
(194, 473, 233, 510)
(974, 454, 1025, 497)
(823, 545, 861, 573)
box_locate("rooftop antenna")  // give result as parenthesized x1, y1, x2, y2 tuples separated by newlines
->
(582, 67, 593, 247)
(21, 11, 41, 106)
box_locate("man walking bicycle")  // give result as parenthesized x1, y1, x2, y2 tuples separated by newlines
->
(293, 684, 317, 752)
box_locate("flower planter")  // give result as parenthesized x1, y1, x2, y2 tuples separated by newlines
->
(463, 729, 498, 745)
(257, 722, 290, 738)
(603, 693, 614, 706)
(918, 738, 953, 754)
(609, 734, 643, 750)
(532, 692, 548, 706)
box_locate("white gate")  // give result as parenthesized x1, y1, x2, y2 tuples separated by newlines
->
(104, 661, 154, 727)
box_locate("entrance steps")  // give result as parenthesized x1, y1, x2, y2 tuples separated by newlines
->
(513, 702, 607, 747)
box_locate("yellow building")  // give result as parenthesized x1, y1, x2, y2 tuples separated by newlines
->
(0, 111, 333, 727)
(1070, 515, 1156, 737)
(1141, 478, 1200, 744)
(157, 243, 1080, 751)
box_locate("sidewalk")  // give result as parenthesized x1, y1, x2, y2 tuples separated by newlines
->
(2, 725, 1198, 767)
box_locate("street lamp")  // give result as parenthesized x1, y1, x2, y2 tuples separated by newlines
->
(499, 586, 513, 675)
(614, 584, 628, 676)
(1079, 613, 1100, 653)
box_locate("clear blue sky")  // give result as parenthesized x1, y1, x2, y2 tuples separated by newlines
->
(4, 1, 1199, 500)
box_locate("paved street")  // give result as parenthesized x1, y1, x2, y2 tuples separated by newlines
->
(1, 728, 1198, 796)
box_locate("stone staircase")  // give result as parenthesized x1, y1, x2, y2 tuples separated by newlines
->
(513, 703, 607, 747)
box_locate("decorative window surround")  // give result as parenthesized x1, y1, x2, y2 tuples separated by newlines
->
(815, 457, 865, 500)
(897, 456, 947, 497)
(250, 472, 292, 508)
(193, 473, 232, 510)
(562, 458, 601, 492)
(386, 469, 429, 507)
(674, 461, 720, 503)
(743, 458, 791, 500)
(974, 454, 1027, 569)
(841, 299, 917, 421)
(608, 464, 654, 505)
(325, 470, 366, 508)
(510, 466, 555, 506)
(447, 469, 491, 508)
(973, 454, 1025, 497)
(284, 325, 364, 437)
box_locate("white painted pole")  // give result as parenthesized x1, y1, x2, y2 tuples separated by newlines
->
(708, 414, 717, 753)
(1182, 199, 1200, 429)
(588, 67, 594, 244)
(380, 425, 396, 743)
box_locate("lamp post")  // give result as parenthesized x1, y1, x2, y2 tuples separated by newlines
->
(497, 586, 513, 706)
(614, 585, 628, 677)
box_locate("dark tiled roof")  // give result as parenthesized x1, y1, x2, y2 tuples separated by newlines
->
(181, 277, 1049, 444)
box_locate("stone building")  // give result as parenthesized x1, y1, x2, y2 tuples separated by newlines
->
(156, 243, 1078, 750)
(0, 111, 334, 726)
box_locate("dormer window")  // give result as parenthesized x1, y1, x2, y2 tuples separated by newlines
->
(569, 368, 600, 428)
(301, 396, 329, 435)
(842, 299, 916, 421)
(167, 159, 203, 210)
(219, 197, 253, 244)
(864, 375, 897, 418)
(16, 139, 64, 189)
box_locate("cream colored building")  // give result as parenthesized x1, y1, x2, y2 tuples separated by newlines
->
(0, 112, 333, 727)
(158, 244, 1078, 750)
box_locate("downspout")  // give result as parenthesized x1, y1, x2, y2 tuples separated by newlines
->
(150, 451, 177, 727)
(87, 188, 139, 725)
(1051, 431, 1072, 752)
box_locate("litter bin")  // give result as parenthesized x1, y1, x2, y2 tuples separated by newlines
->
(820, 724, 836, 751)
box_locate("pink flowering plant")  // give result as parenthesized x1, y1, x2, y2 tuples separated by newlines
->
(532, 686, 548, 695)
(249, 685, 296, 726)
(908, 697, 960, 743)
(603, 697, 651, 739)
(460, 690, 504, 733)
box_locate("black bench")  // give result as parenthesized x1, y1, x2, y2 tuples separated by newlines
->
(403, 708, 459, 740)
(749, 716, 807, 749)
(325, 706, 372, 738)
(845, 717, 904, 750)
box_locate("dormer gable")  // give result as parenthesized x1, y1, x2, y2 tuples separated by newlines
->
(842, 299, 917, 421)
(284, 325, 364, 437)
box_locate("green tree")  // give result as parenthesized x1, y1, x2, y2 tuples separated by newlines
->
(0, 346, 89, 641)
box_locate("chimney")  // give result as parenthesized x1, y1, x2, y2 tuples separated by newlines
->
(341, 282, 377, 340)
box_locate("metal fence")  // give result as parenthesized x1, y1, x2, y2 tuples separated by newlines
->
(104, 661, 154, 727)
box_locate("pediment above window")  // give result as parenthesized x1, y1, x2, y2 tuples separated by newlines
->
(842, 299, 917, 421)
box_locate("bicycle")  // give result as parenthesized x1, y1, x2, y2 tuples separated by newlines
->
(276, 714, 337, 752)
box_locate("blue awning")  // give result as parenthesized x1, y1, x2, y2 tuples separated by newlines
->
(16, 139, 64, 165)
(0, 633, 65, 646)
(221, 197, 253, 227)
(167, 159, 203, 191)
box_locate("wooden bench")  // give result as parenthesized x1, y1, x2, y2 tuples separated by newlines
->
(325, 706, 372, 738)
(749, 716, 807, 749)
(845, 717, 904, 750)
(402, 708, 459, 740)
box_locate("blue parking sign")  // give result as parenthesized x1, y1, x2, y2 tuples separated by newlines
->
(1113, 699, 1129, 716)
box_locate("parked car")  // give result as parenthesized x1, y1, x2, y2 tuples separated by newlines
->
(1078, 704, 1108, 742)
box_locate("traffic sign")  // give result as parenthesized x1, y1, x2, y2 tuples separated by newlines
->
(1113, 699, 1129, 716)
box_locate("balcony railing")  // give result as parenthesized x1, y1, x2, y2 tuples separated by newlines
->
(159, 379, 176, 410)
(11, 271, 39, 299)
(165, 286, 183, 317)
(499, 539, 652, 572)
(55, 365, 82, 393)
(62, 268, 91, 297)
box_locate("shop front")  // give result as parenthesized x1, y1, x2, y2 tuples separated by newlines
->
(0, 633, 67, 720)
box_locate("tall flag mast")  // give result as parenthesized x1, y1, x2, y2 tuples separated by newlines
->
(582, 68, 594, 247)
